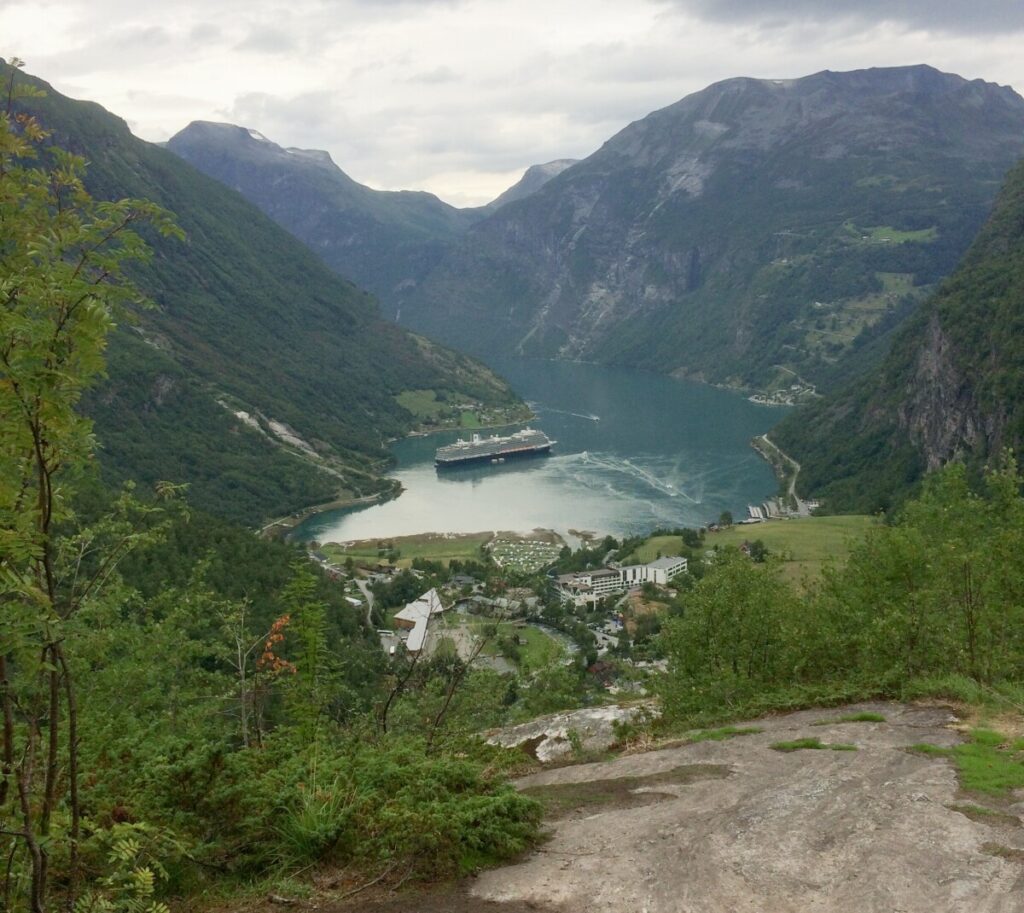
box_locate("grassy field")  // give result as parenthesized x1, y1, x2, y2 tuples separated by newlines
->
(626, 536, 689, 564)
(395, 389, 495, 429)
(712, 516, 877, 584)
(473, 621, 564, 675)
(321, 529, 565, 570)
(395, 388, 446, 419)
(865, 224, 938, 244)
(628, 516, 876, 585)
(799, 270, 927, 355)
(322, 531, 490, 568)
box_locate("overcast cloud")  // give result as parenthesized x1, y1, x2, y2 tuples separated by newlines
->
(3, 0, 1023, 206)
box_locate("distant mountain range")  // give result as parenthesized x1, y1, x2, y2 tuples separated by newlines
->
(402, 66, 1024, 395)
(173, 65, 1024, 400)
(167, 121, 478, 303)
(7, 62, 523, 525)
(167, 124, 574, 305)
(773, 155, 1024, 513)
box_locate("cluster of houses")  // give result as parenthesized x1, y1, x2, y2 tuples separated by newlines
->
(554, 555, 688, 607)
(390, 585, 546, 657)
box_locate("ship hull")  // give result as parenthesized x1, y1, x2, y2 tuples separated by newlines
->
(435, 443, 551, 468)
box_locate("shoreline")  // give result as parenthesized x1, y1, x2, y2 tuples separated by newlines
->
(751, 433, 800, 500)
(391, 408, 536, 442)
(259, 486, 402, 539)
(285, 413, 540, 537)
(266, 411, 537, 539)
(264, 366, 791, 543)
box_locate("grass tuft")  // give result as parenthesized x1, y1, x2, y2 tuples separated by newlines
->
(687, 726, 764, 743)
(910, 729, 1024, 796)
(770, 737, 857, 753)
(908, 743, 951, 757)
(947, 803, 1021, 827)
(982, 842, 1024, 862)
(813, 711, 886, 726)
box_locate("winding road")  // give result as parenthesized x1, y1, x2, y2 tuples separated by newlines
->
(354, 577, 375, 629)
(756, 433, 806, 511)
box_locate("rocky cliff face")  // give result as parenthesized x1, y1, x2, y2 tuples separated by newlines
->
(401, 66, 1024, 393)
(898, 315, 999, 471)
(773, 156, 1024, 512)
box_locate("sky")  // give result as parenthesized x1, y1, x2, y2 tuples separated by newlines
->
(3, 0, 1024, 206)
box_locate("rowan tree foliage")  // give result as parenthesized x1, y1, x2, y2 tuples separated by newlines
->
(659, 549, 800, 717)
(0, 60, 180, 912)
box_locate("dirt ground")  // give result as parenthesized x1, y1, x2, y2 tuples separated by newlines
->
(248, 702, 1024, 913)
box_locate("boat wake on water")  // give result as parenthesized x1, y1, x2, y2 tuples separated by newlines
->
(573, 452, 703, 503)
(537, 406, 601, 422)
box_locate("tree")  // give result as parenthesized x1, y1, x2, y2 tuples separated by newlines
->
(0, 62, 180, 912)
(718, 510, 734, 527)
(811, 458, 1024, 687)
(681, 527, 703, 549)
(217, 599, 296, 748)
(281, 564, 343, 741)
(659, 549, 799, 719)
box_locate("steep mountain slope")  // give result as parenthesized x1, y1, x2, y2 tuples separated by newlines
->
(9, 64, 523, 525)
(167, 121, 480, 303)
(772, 156, 1024, 513)
(484, 159, 579, 211)
(401, 66, 1024, 395)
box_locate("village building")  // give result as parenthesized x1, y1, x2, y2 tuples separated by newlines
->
(555, 556, 688, 607)
(393, 588, 447, 654)
(645, 555, 688, 583)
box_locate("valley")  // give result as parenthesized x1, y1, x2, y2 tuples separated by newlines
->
(4, 24, 1024, 913)
(169, 67, 1024, 406)
(3, 61, 527, 527)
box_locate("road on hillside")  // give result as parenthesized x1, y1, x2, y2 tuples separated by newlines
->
(354, 578, 375, 629)
(759, 433, 806, 512)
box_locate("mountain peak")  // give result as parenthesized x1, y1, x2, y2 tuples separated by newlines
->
(486, 158, 580, 211)
(167, 119, 482, 303)
(171, 121, 338, 170)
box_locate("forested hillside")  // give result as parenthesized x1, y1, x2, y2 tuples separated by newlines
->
(4, 61, 523, 525)
(773, 156, 1024, 513)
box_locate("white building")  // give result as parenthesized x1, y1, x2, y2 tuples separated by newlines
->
(642, 555, 688, 585)
(555, 556, 688, 606)
(393, 588, 447, 654)
(554, 568, 622, 605)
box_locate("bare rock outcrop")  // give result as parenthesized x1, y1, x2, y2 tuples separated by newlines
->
(472, 702, 1024, 913)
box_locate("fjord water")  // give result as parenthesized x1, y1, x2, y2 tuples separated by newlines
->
(293, 359, 779, 543)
